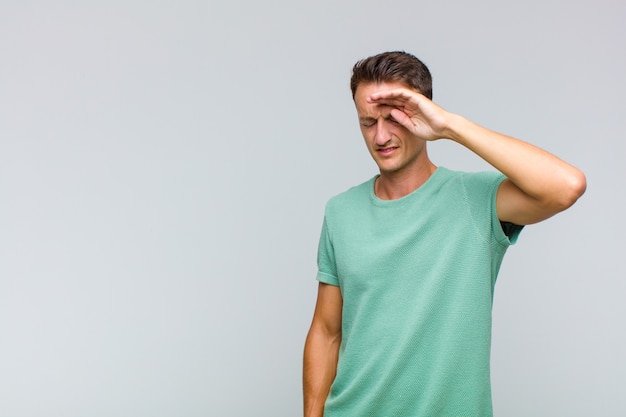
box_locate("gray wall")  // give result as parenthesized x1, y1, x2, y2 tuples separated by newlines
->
(1, 1, 624, 416)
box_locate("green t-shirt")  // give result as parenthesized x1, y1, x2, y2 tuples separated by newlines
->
(316, 167, 522, 417)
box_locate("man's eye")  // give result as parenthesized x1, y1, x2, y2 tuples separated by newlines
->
(361, 121, 375, 128)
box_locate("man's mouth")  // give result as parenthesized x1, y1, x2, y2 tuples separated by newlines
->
(377, 147, 398, 156)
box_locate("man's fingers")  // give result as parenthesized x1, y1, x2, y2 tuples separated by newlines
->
(367, 90, 425, 114)
(367, 88, 419, 104)
(390, 108, 414, 130)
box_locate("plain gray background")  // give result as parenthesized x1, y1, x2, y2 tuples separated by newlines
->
(1, 1, 624, 416)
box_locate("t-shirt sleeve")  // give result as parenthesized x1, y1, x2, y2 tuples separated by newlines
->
(463, 171, 523, 247)
(489, 176, 523, 246)
(316, 215, 340, 286)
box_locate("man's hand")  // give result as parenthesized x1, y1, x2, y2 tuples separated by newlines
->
(368, 86, 586, 225)
(367, 88, 450, 141)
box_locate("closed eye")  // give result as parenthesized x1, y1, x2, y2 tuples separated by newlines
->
(359, 119, 376, 128)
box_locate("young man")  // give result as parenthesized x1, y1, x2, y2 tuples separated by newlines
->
(303, 51, 586, 417)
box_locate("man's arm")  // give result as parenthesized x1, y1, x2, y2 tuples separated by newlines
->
(368, 89, 587, 224)
(444, 115, 586, 224)
(303, 282, 342, 417)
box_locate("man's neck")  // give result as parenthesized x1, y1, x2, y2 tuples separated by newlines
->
(375, 162, 438, 200)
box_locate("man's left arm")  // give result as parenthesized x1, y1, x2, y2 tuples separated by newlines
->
(368, 89, 587, 225)
(444, 114, 587, 225)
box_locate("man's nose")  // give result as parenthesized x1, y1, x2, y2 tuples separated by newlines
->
(375, 121, 392, 145)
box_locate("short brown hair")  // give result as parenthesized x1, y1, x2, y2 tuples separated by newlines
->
(350, 51, 433, 99)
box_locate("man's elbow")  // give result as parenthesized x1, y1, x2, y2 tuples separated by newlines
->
(554, 169, 587, 212)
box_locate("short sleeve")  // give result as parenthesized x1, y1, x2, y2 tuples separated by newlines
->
(462, 171, 523, 247)
(316, 216, 340, 286)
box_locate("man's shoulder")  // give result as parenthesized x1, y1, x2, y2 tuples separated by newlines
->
(439, 166, 502, 179)
(455, 169, 506, 190)
(433, 167, 504, 189)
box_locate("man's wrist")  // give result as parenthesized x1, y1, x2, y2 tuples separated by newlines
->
(441, 113, 473, 143)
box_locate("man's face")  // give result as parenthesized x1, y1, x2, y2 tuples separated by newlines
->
(354, 81, 427, 176)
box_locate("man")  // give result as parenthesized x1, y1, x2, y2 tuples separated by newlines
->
(303, 51, 586, 417)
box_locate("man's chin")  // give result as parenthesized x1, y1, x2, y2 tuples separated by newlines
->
(376, 164, 402, 175)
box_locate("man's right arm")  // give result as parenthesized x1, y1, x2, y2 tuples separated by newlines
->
(303, 282, 343, 417)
